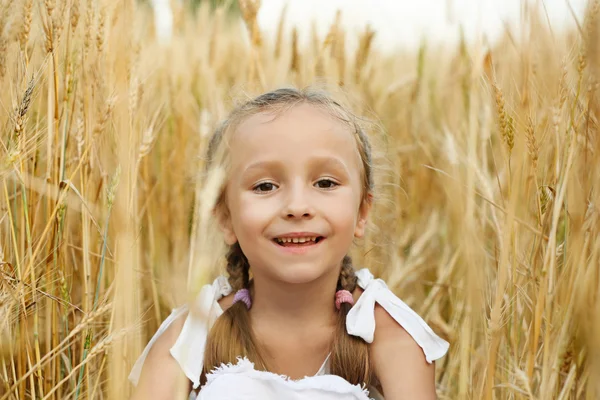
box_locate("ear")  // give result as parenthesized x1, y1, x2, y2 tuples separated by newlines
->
(213, 205, 238, 245)
(354, 193, 373, 238)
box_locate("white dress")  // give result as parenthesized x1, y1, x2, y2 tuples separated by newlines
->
(129, 269, 449, 400)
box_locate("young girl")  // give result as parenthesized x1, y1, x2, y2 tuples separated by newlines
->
(129, 87, 449, 399)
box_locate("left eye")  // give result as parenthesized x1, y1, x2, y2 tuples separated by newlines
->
(315, 179, 338, 189)
(253, 182, 278, 193)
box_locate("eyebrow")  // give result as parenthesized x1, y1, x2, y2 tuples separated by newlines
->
(241, 160, 285, 176)
(241, 156, 351, 177)
(309, 156, 351, 176)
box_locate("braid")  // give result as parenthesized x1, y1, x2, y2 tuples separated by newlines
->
(338, 255, 358, 292)
(330, 255, 373, 387)
(226, 243, 250, 290)
(203, 243, 268, 380)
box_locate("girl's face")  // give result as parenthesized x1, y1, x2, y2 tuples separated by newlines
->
(220, 104, 371, 286)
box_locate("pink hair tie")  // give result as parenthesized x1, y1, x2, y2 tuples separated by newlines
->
(233, 288, 252, 310)
(335, 290, 354, 310)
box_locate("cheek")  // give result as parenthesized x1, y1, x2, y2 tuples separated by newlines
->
(322, 194, 359, 234)
(230, 194, 274, 234)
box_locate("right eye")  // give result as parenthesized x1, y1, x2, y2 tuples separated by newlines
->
(253, 182, 278, 193)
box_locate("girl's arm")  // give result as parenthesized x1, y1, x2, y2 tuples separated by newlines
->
(370, 305, 437, 400)
(130, 312, 192, 400)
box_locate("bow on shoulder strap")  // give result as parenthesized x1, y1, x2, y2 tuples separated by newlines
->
(345, 269, 449, 364)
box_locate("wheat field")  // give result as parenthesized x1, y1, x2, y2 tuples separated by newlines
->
(0, 0, 599, 399)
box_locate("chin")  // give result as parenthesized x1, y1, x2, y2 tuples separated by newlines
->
(265, 262, 334, 286)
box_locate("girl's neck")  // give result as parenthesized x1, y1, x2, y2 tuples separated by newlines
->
(249, 268, 339, 331)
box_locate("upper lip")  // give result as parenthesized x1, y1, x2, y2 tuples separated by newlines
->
(273, 232, 324, 239)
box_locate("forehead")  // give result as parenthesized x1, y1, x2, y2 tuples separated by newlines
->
(229, 104, 361, 171)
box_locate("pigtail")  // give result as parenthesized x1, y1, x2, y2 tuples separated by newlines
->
(329, 255, 374, 386)
(225, 242, 250, 289)
(203, 243, 268, 378)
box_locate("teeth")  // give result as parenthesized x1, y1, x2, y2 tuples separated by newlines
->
(275, 236, 318, 244)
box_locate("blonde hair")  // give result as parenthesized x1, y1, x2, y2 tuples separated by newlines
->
(202, 87, 375, 386)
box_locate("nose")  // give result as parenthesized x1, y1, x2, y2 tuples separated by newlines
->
(283, 181, 315, 219)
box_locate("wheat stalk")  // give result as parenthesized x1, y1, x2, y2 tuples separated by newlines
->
(354, 25, 375, 83)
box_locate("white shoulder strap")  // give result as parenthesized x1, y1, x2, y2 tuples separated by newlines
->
(346, 269, 449, 363)
(128, 276, 232, 389)
(128, 304, 189, 385)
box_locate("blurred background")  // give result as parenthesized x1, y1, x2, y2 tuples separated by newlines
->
(1, 0, 599, 399)
(236, 0, 588, 50)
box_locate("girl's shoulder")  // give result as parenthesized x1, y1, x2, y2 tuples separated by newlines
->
(129, 307, 190, 399)
(129, 275, 234, 390)
(346, 268, 449, 363)
(351, 268, 448, 398)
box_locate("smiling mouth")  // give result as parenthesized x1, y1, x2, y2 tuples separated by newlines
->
(273, 237, 325, 247)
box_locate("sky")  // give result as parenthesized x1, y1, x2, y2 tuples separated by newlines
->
(256, 0, 589, 52)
